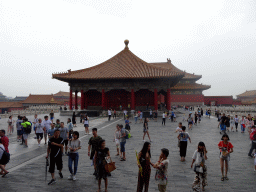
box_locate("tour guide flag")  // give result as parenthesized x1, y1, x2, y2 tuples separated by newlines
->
(135, 150, 143, 176)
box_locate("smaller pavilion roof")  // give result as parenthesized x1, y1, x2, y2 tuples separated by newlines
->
(54, 91, 80, 98)
(54, 91, 71, 97)
(149, 61, 202, 80)
(22, 94, 61, 104)
(172, 83, 211, 90)
(0, 102, 23, 108)
(237, 90, 256, 97)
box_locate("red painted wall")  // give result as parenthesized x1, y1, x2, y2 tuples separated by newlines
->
(158, 94, 165, 103)
(135, 89, 154, 106)
(171, 94, 204, 102)
(232, 99, 242, 105)
(87, 90, 102, 106)
(106, 89, 131, 108)
(204, 96, 233, 106)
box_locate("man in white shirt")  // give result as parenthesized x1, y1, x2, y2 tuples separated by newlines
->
(42, 116, 52, 144)
(162, 112, 166, 126)
(123, 110, 127, 120)
(108, 109, 112, 121)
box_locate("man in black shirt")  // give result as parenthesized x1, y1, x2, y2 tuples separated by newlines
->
(46, 129, 64, 185)
(88, 128, 102, 176)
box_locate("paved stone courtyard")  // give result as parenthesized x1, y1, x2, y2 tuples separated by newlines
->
(1, 111, 256, 192)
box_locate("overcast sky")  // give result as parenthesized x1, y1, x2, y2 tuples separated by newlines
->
(0, 0, 255, 99)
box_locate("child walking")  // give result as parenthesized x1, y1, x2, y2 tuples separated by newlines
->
(218, 134, 233, 181)
(191, 142, 208, 192)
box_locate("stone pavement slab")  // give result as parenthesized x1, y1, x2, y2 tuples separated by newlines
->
(1, 111, 256, 192)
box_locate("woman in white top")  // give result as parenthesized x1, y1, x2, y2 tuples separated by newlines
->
(114, 124, 121, 156)
(234, 115, 239, 132)
(35, 119, 44, 146)
(68, 131, 81, 181)
(7, 116, 14, 135)
(83, 115, 90, 135)
(191, 142, 208, 192)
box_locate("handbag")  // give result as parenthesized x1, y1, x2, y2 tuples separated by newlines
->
(104, 157, 116, 173)
(194, 164, 204, 173)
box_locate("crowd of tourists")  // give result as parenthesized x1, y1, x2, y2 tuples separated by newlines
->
(1, 107, 256, 192)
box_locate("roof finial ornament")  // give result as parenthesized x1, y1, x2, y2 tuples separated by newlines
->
(124, 39, 129, 49)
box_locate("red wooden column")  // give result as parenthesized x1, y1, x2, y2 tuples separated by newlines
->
(84, 91, 88, 109)
(154, 88, 158, 111)
(102, 89, 105, 109)
(81, 90, 84, 110)
(69, 88, 73, 110)
(166, 88, 171, 111)
(131, 89, 135, 110)
(75, 91, 78, 110)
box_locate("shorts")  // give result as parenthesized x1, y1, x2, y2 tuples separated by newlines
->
(158, 184, 167, 192)
(49, 155, 63, 173)
(17, 130, 23, 136)
(23, 133, 29, 140)
(50, 117, 54, 121)
(188, 122, 193, 125)
(115, 139, 120, 147)
(63, 139, 68, 146)
(220, 124, 226, 131)
(143, 128, 148, 133)
(120, 142, 126, 152)
(36, 133, 43, 140)
(84, 124, 89, 128)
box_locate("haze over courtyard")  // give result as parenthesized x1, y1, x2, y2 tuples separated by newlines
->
(1, 0, 256, 99)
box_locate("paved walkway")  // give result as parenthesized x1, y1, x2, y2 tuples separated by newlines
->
(1, 111, 256, 191)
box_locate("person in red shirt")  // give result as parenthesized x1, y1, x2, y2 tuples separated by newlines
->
(218, 134, 233, 181)
(0, 129, 9, 153)
(0, 129, 9, 176)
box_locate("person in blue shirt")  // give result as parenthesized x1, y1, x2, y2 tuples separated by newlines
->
(125, 117, 131, 132)
(48, 123, 56, 139)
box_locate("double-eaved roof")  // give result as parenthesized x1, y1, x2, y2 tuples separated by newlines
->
(52, 40, 186, 82)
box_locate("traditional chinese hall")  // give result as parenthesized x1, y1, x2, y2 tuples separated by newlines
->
(52, 40, 210, 111)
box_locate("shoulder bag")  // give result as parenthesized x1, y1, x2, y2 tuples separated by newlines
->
(104, 157, 116, 173)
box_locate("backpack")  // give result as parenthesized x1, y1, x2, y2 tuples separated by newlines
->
(124, 129, 129, 139)
(24, 122, 32, 134)
(250, 131, 256, 141)
(0, 147, 10, 165)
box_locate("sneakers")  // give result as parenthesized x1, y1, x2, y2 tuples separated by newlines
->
(59, 172, 63, 179)
(23, 145, 28, 148)
(68, 175, 73, 180)
(254, 169, 256, 172)
(38, 144, 40, 147)
(48, 179, 56, 185)
(73, 176, 76, 181)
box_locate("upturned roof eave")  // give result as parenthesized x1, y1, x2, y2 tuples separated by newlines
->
(52, 73, 185, 81)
